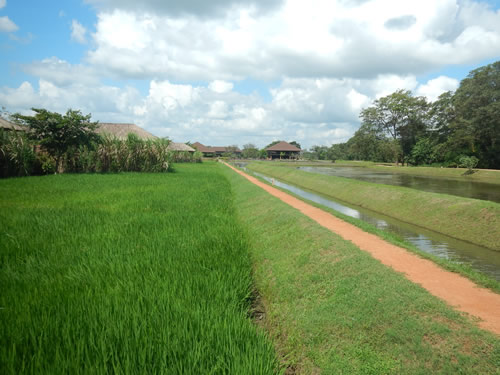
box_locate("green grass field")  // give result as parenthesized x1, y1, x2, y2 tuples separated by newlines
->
(246, 162, 500, 251)
(2, 163, 500, 374)
(0, 165, 278, 374)
(223, 165, 500, 374)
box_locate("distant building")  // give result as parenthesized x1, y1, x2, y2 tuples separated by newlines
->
(0, 118, 25, 132)
(96, 123, 157, 140)
(167, 142, 195, 153)
(266, 141, 301, 159)
(192, 142, 242, 157)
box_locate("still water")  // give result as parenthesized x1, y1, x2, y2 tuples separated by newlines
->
(234, 164, 500, 280)
(297, 166, 500, 203)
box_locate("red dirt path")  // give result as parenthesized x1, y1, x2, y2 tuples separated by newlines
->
(225, 162, 500, 335)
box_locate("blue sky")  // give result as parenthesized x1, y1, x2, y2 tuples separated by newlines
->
(1, 0, 499, 148)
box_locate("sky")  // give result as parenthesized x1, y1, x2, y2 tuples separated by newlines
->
(1, 0, 499, 149)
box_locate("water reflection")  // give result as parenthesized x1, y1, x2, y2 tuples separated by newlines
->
(297, 166, 500, 203)
(233, 163, 500, 280)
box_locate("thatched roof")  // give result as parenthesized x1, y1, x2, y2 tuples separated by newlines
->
(0, 118, 25, 131)
(266, 141, 300, 152)
(96, 123, 157, 140)
(167, 142, 195, 152)
(192, 142, 241, 153)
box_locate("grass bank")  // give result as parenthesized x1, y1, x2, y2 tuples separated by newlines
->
(247, 162, 500, 251)
(248, 169, 500, 293)
(0, 164, 278, 374)
(276, 160, 500, 185)
(223, 165, 500, 374)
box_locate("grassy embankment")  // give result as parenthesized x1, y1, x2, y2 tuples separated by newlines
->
(0, 164, 278, 374)
(273, 160, 500, 185)
(223, 165, 500, 374)
(246, 162, 500, 252)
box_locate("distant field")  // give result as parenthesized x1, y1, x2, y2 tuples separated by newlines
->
(276, 160, 500, 185)
(0, 165, 278, 374)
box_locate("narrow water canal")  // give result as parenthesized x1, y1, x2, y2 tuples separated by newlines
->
(297, 166, 500, 203)
(233, 164, 500, 281)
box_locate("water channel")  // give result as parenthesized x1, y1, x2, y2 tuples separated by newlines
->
(297, 166, 500, 203)
(233, 163, 500, 280)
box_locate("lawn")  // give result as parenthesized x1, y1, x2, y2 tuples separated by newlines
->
(0, 164, 278, 374)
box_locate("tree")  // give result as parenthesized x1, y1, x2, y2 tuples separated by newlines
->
(309, 145, 329, 160)
(452, 61, 500, 168)
(327, 143, 348, 161)
(13, 108, 99, 172)
(242, 143, 259, 159)
(360, 90, 428, 165)
(289, 141, 301, 149)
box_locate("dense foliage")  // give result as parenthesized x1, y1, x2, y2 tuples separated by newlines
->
(310, 61, 500, 169)
(12, 108, 100, 172)
(1, 108, 180, 177)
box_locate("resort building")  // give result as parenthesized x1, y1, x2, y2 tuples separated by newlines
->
(266, 141, 301, 159)
(192, 142, 242, 157)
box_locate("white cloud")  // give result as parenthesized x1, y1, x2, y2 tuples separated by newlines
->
(209, 80, 234, 93)
(84, 0, 283, 17)
(24, 57, 100, 86)
(3, 0, 500, 149)
(416, 75, 459, 101)
(71, 20, 87, 44)
(0, 68, 466, 148)
(0, 0, 5, 9)
(0, 16, 18, 32)
(83, 0, 500, 81)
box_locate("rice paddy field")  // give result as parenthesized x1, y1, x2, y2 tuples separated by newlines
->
(0, 164, 278, 374)
(2, 162, 500, 374)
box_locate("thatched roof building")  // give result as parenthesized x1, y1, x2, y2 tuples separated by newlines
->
(167, 142, 195, 152)
(266, 141, 301, 159)
(192, 142, 241, 157)
(96, 123, 157, 140)
(0, 118, 25, 132)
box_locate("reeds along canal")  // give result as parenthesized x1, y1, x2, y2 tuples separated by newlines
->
(233, 163, 500, 281)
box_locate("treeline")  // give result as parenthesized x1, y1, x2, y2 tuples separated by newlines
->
(1, 108, 183, 178)
(309, 61, 500, 169)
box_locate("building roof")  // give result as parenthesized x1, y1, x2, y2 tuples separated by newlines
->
(96, 123, 157, 140)
(192, 142, 241, 153)
(192, 142, 213, 153)
(167, 142, 196, 152)
(266, 141, 301, 152)
(0, 118, 26, 131)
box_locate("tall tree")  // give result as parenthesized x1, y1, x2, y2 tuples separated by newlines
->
(242, 143, 259, 159)
(360, 90, 428, 165)
(13, 108, 99, 172)
(452, 61, 500, 168)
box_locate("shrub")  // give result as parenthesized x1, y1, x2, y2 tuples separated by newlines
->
(0, 129, 37, 178)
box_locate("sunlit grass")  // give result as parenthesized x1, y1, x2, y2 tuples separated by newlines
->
(223, 165, 500, 374)
(0, 164, 278, 374)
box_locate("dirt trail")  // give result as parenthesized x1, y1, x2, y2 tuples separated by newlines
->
(225, 162, 500, 335)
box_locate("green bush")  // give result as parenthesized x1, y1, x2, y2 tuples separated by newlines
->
(67, 134, 173, 173)
(0, 129, 36, 178)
